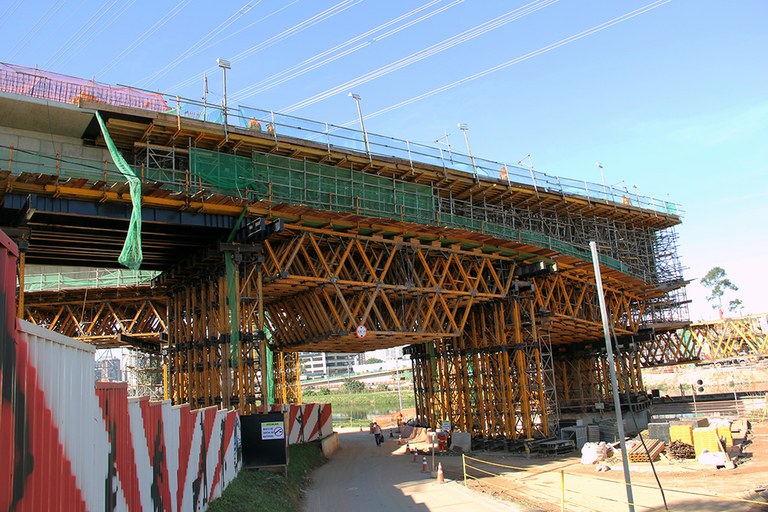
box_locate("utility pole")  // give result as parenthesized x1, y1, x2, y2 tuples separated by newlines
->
(590, 241, 635, 512)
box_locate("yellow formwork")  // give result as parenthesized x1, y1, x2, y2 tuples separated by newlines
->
(693, 427, 721, 457)
(669, 424, 694, 445)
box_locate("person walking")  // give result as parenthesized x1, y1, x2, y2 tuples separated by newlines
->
(372, 422, 383, 446)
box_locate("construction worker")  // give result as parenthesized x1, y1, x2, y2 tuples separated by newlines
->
(266, 123, 275, 136)
(247, 117, 262, 131)
(372, 422, 383, 446)
(500, 166, 509, 181)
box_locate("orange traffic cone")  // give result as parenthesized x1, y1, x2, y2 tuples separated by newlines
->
(405, 443, 410, 454)
(359, 426, 363, 432)
(398, 435, 403, 445)
(412, 450, 419, 462)
(421, 456, 429, 473)
(436, 462, 444, 484)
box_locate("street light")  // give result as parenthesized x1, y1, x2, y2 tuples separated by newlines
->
(394, 358, 404, 413)
(217, 58, 231, 142)
(348, 92, 370, 155)
(596, 161, 607, 200)
(457, 123, 477, 178)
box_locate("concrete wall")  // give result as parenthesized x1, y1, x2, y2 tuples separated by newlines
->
(0, 124, 111, 163)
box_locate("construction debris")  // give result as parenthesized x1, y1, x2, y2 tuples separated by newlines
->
(668, 440, 696, 459)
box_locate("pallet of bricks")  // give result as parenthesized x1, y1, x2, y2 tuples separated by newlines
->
(627, 439, 666, 462)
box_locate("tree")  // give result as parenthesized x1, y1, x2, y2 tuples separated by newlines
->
(364, 357, 383, 364)
(343, 378, 366, 393)
(700, 267, 742, 315)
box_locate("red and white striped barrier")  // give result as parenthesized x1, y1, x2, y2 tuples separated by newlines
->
(287, 403, 333, 444)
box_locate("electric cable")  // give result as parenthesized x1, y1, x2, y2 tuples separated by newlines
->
(136, 1, 260, 88)
(609, 322, 669, 511)
(95, 0, 193, 78)
(280, 0, 558, 113)
(7, 0, 69, 61)
(229, 0, 462, 103)
(338, 0, 672, 125)
(169, 0, 362, 91)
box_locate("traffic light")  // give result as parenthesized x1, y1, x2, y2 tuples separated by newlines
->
(696, 379, 704, 393)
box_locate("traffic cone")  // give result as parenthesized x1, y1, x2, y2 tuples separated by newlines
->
(398, 435, 403, 445)
(421, 456, 429, 473)
(436, 463, 444, 484)
(412, 449, 419, 462)
(359, 426, 363, 432)
(405, 443, 410, 454)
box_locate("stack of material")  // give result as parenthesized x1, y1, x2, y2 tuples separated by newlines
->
(575, 426, 587, 448)
(693, 427, 721, 457)
(668, 440, 696, 459)
(648, 423, 671, 443)
(669, 423, 694, 445)
(587, 424, 600, 443)
(599, 419, 620, 443)
(627, 439, 666, 462)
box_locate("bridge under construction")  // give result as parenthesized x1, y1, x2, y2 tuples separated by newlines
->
(0, 63, 696, 440)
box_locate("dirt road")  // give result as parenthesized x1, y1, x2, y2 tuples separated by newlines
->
(302, 429, 528, 512)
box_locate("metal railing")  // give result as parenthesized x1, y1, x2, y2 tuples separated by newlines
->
(0, 62, 682, 217)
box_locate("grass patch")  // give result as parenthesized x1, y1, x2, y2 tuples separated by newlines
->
(208, 442, 326, 512)
(319, 391, 415, 411)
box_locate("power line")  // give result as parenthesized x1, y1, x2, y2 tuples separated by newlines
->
(229, 0, 463, 104)
(95, 0, 193, 78)
(136, 1, 260, 88)
(279, 0, 558, 113)
(7, 0, 69, 61)
(170, 0, 362, 91)
(350, 0, 673, 125)
(54, 0, 140, 68)
(0, 0, 25, 31)
(43, 0, 121, 68)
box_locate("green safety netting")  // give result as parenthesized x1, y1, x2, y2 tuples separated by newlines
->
(188, 147, 638, 275)
(95, 112, 143, 269)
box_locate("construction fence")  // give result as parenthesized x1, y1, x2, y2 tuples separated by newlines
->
(461, 454, 766, 511)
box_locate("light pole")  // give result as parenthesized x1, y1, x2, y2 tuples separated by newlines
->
(394, 358, 403, 413)
(596, 161, 607, 200)
(348, 92, 370, 155)
(590, 241, 635, 512)
(217, 58, 231, 142)
(457, 123, 477, 178)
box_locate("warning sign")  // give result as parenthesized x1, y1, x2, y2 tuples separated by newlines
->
(262, 421, 285, 440)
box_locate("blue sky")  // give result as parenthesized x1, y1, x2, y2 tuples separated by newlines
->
(2, 0, 766, 321)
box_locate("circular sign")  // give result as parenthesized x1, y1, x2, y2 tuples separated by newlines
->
(355, 324, 368, 338)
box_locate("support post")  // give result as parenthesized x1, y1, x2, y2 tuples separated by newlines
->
(590, 241, 635, 512)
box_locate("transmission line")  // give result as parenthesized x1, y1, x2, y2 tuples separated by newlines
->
(280, 0, 558, 113)
(342, 0, 673, 126)
(229, 0, 463, 104)
(170, 0, 362, 92)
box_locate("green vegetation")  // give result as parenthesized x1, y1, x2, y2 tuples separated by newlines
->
(208, 442, 326, 512)
(342, 378, 366, 393)
(323, 390, 414, 411)
(701, 266, 742, 314)
(363, 357, 383, 364)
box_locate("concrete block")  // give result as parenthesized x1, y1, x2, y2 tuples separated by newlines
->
(321, 432, 340, 457)
(450, 431, 471, 453)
